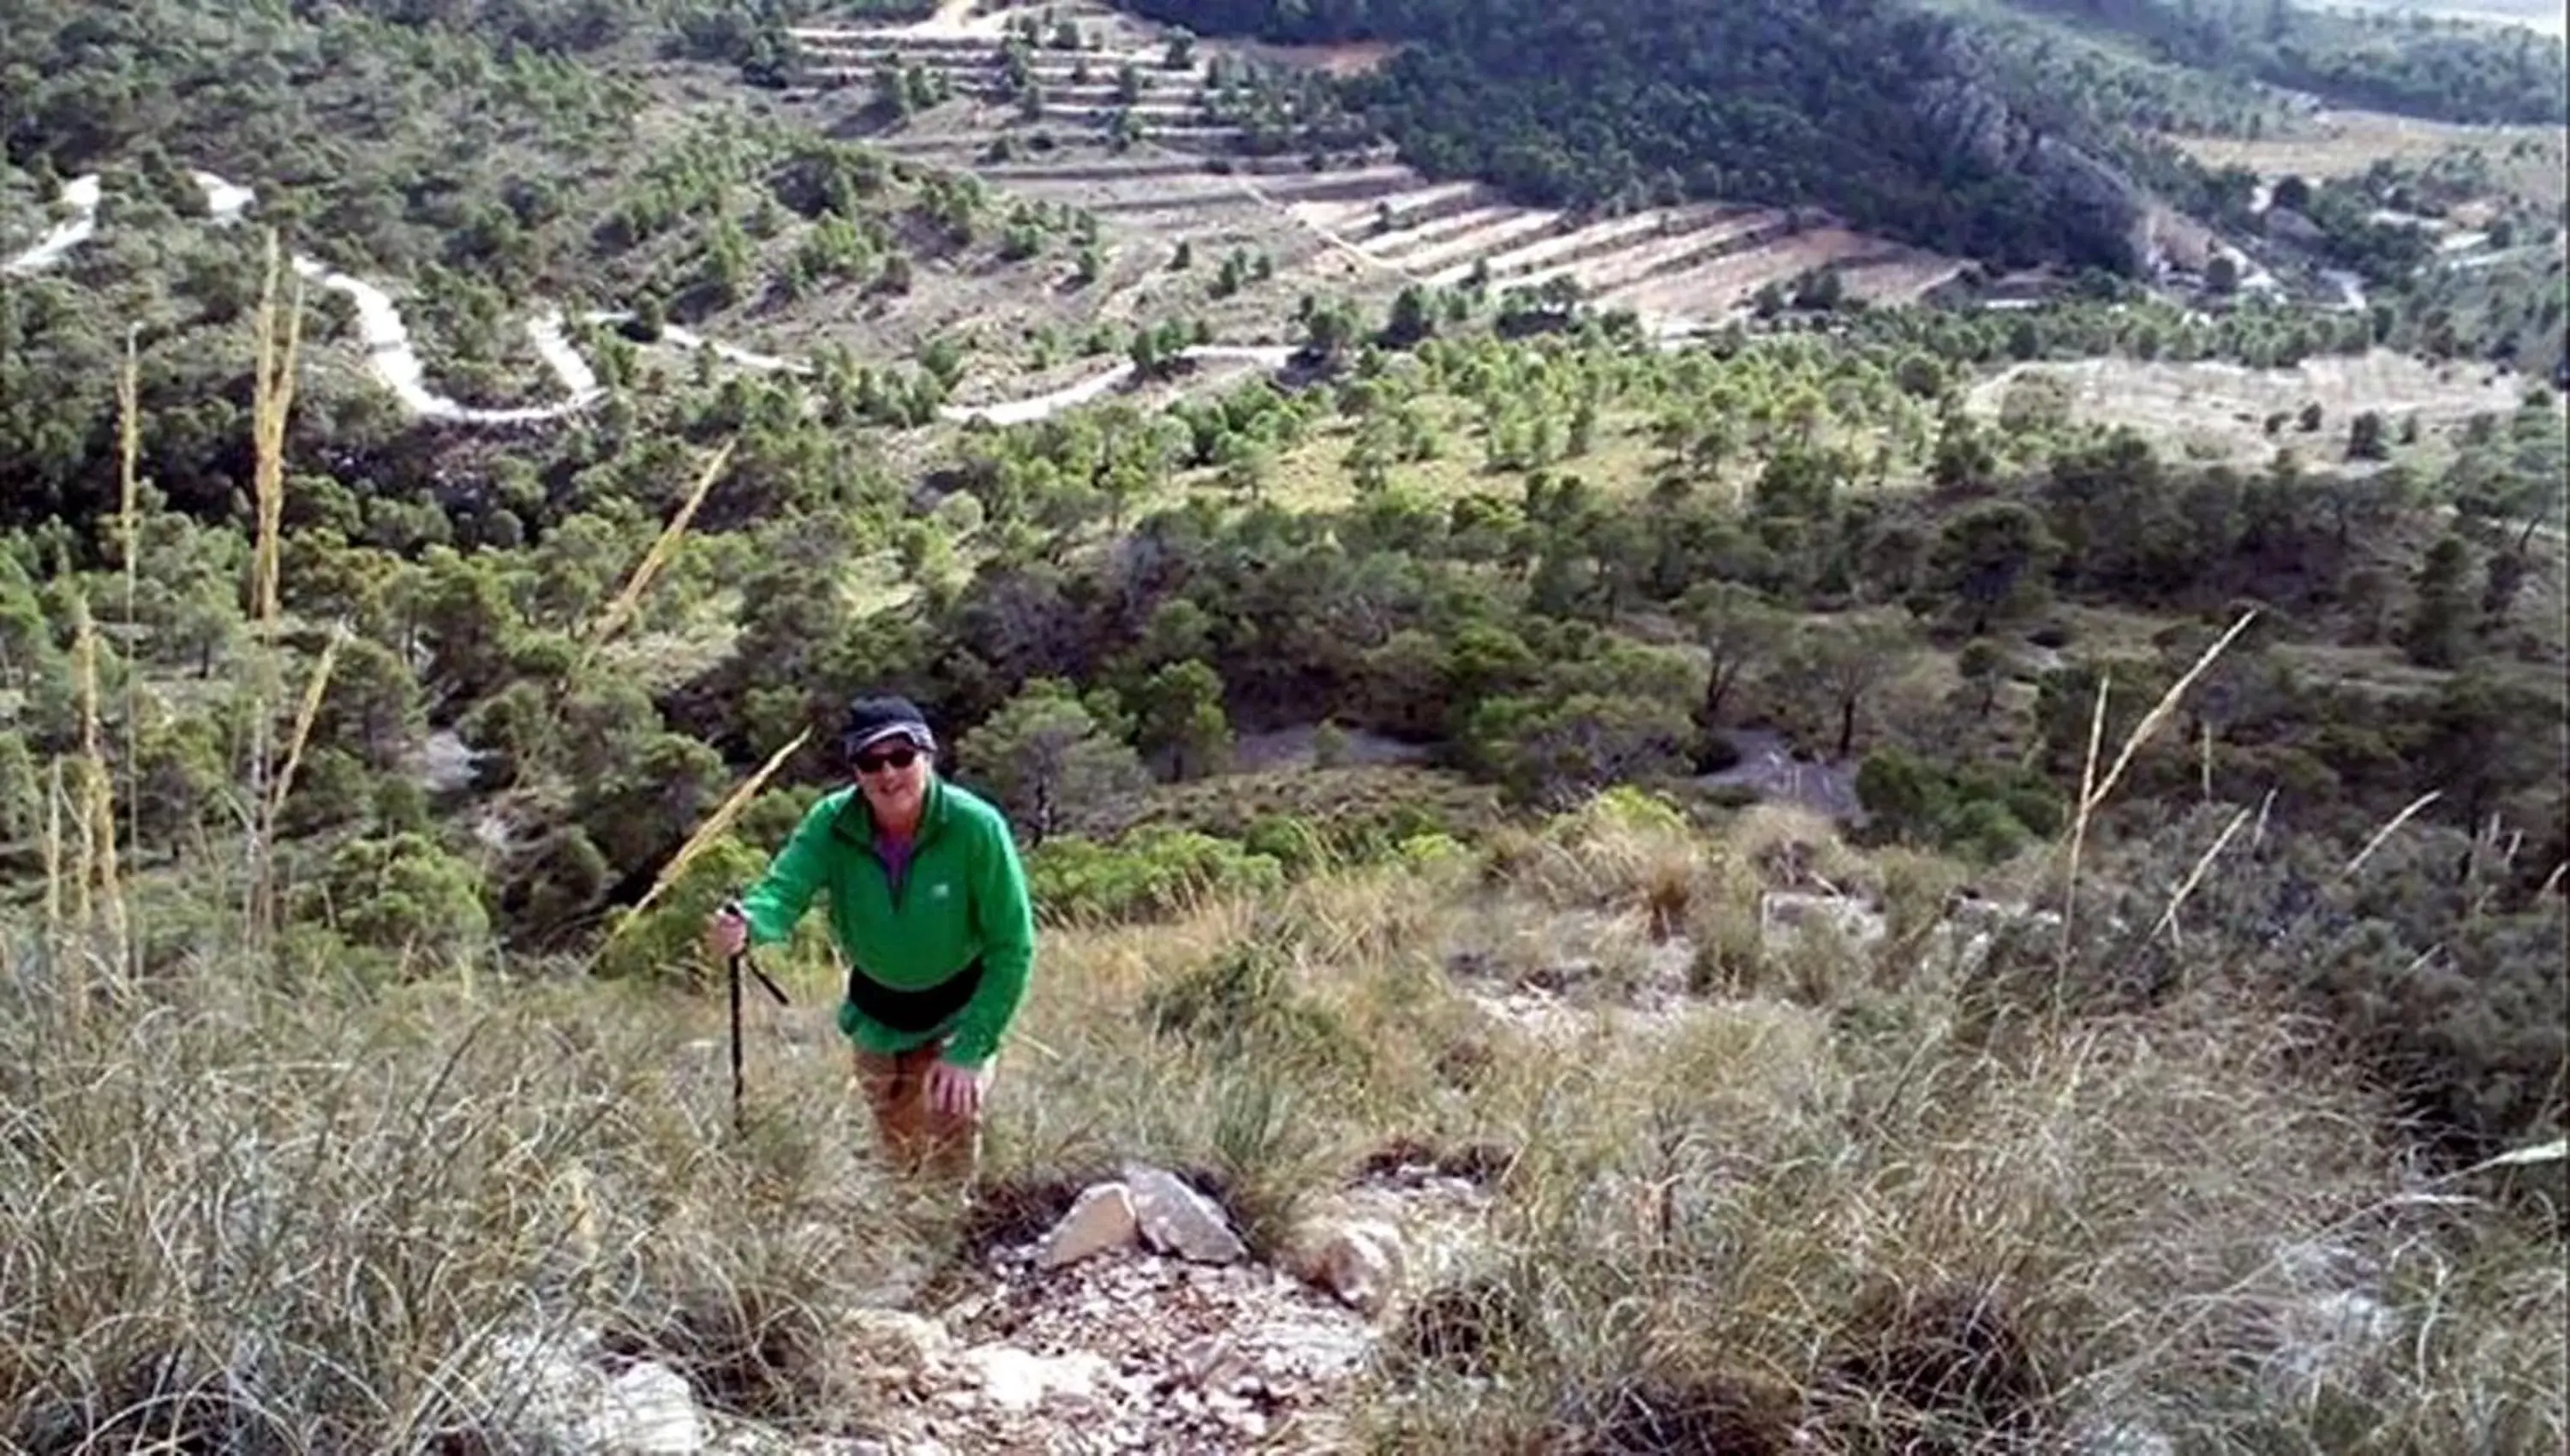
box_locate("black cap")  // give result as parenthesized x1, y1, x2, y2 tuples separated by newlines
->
(840, 695, 935, 761)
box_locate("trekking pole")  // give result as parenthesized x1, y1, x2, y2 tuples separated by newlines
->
(721, 897, 792, 1137)
(728, 940, 745, 1135)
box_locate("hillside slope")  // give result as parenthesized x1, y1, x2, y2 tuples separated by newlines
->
(1995, 0, 2568, 123)
(6, 791, 2563, 1453)
(3, 1, 2565, 1451)
(1111, 0, 2176, 273)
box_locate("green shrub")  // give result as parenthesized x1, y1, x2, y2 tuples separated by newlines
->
(301, 832, 490, 964)
(1856, 746, 2063, 862)
(1243, 813, 1334, 873)
(1397, 832, 1473, 868)
(1025, 826, 1284, 923)
(1572, 784, 1691, 836)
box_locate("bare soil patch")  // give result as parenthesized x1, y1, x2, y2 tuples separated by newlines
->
(1204, 37, 1406, 75)
(2170, 111, 2566, 207)
(1964, 349, 2533, 462)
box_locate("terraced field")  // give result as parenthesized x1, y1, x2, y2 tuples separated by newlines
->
(786, 3, 1967, 335)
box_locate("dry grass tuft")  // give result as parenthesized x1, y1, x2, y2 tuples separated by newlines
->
(1814, 1278, 2047, 1453)
(1487, 789, 1714, 908)
(1577, 1369, 1805, 1456)
(0, 964, 924, 1451)
(1390, 1271, 1533, 1378)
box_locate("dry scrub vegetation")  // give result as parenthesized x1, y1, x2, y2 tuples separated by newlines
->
(5, 791, 2561, 1453)
(3, 242, 2561, 1456)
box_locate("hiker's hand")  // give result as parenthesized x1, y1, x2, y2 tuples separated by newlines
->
(926, 1059, 987, 1119)
(706, 905, 748, 959)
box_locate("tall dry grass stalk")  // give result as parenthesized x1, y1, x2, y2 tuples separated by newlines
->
(69, 623, 97, 942)
(267, 625, 346, 826)
(242, 231, 304, 946)
(616, 725, 812, 934)
(2059, 672, 2112, 960)
(2086, 610, 2257, 824)
(2148, 805, 2250, 954)
(2344, 791, 2441, 878)
(2059, 610, 2258, 958)
(584, 437, 733, 659)
(469, 435, 737, 904)
(118, 324, 142, 856)
(69, 592, 126, 988)
(248, 230, 302, 636)
(42, 758, 63, 960)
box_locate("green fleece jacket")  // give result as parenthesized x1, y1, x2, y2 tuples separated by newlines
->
(737, 778, 1035, 1067)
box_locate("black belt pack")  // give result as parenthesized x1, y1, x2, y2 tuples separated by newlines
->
(846, 956, 985, 1035)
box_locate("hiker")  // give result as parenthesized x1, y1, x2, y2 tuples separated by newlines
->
(708, 695, 1036, 1184)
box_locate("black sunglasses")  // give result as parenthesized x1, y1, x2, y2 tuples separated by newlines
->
(852, 744, 921, 775)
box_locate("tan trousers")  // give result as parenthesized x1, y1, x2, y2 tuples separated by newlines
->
(852, 1041, 984, 1185)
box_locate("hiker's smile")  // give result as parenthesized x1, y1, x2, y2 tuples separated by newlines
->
(857, 740, 929, 816)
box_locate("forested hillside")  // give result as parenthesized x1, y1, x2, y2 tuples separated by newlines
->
(2003, 0, 2569, 123)
(1117, 0, 2566, 279)
(1119, 0, 2179, 273)
(0, 0, 1181, 531)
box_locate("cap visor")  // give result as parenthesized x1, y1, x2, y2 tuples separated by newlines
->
(846, 724, 929, 756)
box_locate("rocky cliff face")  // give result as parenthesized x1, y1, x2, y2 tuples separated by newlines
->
(1912, 71, 2155, 272)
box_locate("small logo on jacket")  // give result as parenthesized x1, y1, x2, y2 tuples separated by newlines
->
(930, 882, 952, 900)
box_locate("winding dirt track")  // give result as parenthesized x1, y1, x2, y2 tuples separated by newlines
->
(2, 170, 1289, 429)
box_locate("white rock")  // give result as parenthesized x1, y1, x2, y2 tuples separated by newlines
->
(1299, 1219, 1403, 1315)
(1175, 1333, 1246, 1388)
(576, 1360, 705, 1455)
(188, 170, 257, 225)
(472, 1327, 661, 1453)
(845, 1308, 953, 1370)
(1759, 890, 1887, 954)
(960, 1345, 1113, 1413)
(1122, 1164, 1247, 1264)
(1037, 1181, 1140, 1269)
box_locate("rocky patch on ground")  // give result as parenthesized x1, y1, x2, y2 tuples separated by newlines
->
(1442, 904, 1700, 1039)
(450, 1147, 1516, 1455)
(860, 1161, 1410, 1453)
(743, 1155, 1495, 1454)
